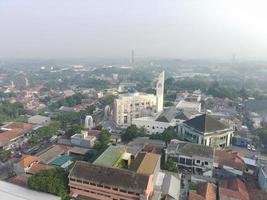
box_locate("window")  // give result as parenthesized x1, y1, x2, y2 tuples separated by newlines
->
(90, 183, 96, 186)
(196, 160, 200, 164)
(104, 186, 111, 189)
(113, 187, 118, 191)
(205, 161, 209, 165)
(120, 189, 127, 193)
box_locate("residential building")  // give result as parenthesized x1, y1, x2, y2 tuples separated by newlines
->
(15, 155, 39, 173)
(71, 131, 96, 148)
(189, 182, 216, 200)
(153, 171, 181, 200)
(0, 122, 33, 149)
(213, 150, 245, 178)
(166, 140, 214, 176)
(28, 115, 51, 126)
(114, 72, 164, 127)
(38, 145, 65, 164)
(219, 178, 249, 200)
(178, 114, 233, 147)
(69, 161, 154, 200)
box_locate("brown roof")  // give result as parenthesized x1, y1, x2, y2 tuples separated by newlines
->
(28, 163, 54, 174)
(17, 155, 39, 168)
(189, 182, 217, 200)
(4, 122, 33, 132)
(215, 150, 245, 171)
(130, 152, 161, 175)
(220, 178, 249, 200)
(0, 128, 22, 147)
(69, 161, 150, 194)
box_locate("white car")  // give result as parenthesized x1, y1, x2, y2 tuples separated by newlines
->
(251, 145, 256, 151)
(247, 144, 251, 150)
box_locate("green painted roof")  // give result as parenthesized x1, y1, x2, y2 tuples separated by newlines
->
(93, 145, 125, 167)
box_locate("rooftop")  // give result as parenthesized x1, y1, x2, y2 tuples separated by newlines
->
(167, 140, 214, 159)
(28, 163, 54, 175)
(93, 145, 125, 167)
(69, 161, 150, 194)
(189, 182, 217, 200)
(50, 154, 72, 166)
(156, 107, 188, 123)
(17, 155, 39, 168)
(130, 152, 160, 175)
(219, 178, 249, 200)
(215, 150, 245, 171)
(184, 113, 228, 133)
(38, 145, 65, 164)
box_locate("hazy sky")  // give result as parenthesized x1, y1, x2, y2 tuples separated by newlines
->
(1, 0, 267, 60)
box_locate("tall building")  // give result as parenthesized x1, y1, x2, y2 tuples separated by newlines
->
(131, 49, 135, 65)
(156, 71, 164, 112)
(114, 72, 164, 127)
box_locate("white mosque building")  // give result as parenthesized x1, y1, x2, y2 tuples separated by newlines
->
(113, 71, 165, 128)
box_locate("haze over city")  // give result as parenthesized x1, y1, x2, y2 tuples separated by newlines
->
(1, 0, 267, 60)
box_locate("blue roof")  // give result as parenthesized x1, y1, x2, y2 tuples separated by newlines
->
(50, 154, 72, 166)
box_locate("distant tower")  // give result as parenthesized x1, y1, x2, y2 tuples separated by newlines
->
(85, 115, 94, 129)
(131, 50, 135, 65)
(156, 71, 165, 112)
(232, 53, 236, 65)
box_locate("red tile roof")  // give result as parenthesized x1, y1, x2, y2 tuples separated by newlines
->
(215, 150, 245, 171)
(28, 163, 54, 174)
(220, 178, 249, 200)
(17, 155, 39, 168)
(189, 182, 217, 200)
(0, 128, 22, 147)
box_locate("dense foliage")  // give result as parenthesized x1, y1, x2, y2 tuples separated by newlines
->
(50, 93, 85, 110)
(95, 129, 111, 149)
(28, 168, 69, 200)
(0, 149, 11, 162)
(99, 95, 116, 106)
(0, 102, 26, 123)
(28, 122, 60, 145)
(121, 125, 146, 142)
(150, 127, 180, 144)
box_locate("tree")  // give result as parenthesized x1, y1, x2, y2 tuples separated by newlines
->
(65, 125, 84, 138)
(257, 128, 267, 145)
(0, 149, 11, 162)
(149, 127, 180, 145)
(28, 168, 69, 200)
(99, 95, 116, 106)
(121, 125, 146, 142)
(95, 129, 111, 149)
(166, 157, 177, 172)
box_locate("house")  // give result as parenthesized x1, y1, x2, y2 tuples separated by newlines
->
(69, 161, 154, 200)
(213, 150, 245, 178)
(71, 131, 96, 148)
(189, 182, 216, 200)
(153, 171, 181, 200)
(219, 178, 250, 200)
(15, 155, 39, 173)
(50, 154, 73, 169)
(178, 114, 233, 147)
(166, 140, 214, 176)
(0, 122, 33, 149)
(28, 163, 54, 175)
(28, 115, 51, 126)
(38, 145, 65, 164)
